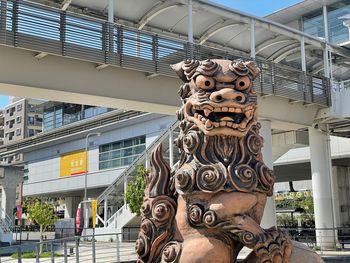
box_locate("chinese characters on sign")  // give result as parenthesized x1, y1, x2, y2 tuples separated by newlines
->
(60, 149, 87, 177)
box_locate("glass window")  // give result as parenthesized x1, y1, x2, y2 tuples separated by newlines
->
(303, 3, 350, 43)
(328, 5, 350, 43)
(16, 116, 21, 124)
(28, 116, 34, 125)
(303, 14, 325, 39)
(16, 104, 22, 111)
(16, 128, 21, 136)
(99, 135, 146, 170)
(28, 129, 35, 137)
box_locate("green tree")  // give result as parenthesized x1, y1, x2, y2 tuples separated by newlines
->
(298, 196, 314, 226)
(125, 165, 147, 216)
(24, 198, 58, 253)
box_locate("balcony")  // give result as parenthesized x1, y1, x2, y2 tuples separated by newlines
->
(0, 0, 331, 107)
(27, 121, 42, 128)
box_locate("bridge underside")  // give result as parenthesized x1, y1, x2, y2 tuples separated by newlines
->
(0, 45, 321, 131)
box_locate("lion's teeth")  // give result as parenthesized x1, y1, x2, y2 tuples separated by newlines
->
(245, 110, 252, 118)
(220, 121, 227, 126)
(229, 108, 235, 112)
(213, 122, 219, 127)
(235, 108, 242, 113)
(194, 113, 198, 118)
(198, 114, 203, 119)
(227, 122, 233, 127)
(201, 117, 206, 123)
(222, 107, 228, 112)
(240, 121, 247, 129)
(221, 116, 233, 121)
(204, 108, 211, 117)
(205, 119, 213, 130)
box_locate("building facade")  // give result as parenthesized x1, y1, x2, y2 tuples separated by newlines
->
(42, 102, 113, 132)
(21, 111, 175, 218)
(3, 98, 43, 164)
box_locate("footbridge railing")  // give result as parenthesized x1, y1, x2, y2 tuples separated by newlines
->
(0, 0, 330, 107)
(96, 120, 180, 228)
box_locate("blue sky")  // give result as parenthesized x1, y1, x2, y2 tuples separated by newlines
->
(211, 0, 302, 17)
(0, 0, 301, 109)
(0, 96, 8, 109)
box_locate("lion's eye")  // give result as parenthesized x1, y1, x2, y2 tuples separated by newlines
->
(195, 75, 215, 90)
(235, 76, 251, 91)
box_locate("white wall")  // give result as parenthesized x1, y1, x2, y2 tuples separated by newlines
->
(23, 115, 176, 197)
(274, 135, 350, 166)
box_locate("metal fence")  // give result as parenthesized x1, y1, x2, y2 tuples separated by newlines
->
(0, 232, 125, 263)
(0, 0, 331, 107)
(1, 227, 349, 263)
(281, 227, 350, 249)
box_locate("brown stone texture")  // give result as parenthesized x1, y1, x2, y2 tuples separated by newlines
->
(135, 59, 324, 263)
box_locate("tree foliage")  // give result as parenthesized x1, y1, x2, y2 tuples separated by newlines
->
(275, 195, 315, 227)
(125, 165, 147, 216)
(24, 198, 58, 253)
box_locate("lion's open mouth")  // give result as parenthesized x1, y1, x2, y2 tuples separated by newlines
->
(189, 105, 254, 130)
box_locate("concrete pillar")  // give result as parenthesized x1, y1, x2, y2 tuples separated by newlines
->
(331, 166, 341, 228)
(309, 127, 337, 249)
(64, 197, 81, 219)
(323, 5, 329, 42)
(323, 46, 330, 78)
(300, 36, 306, 72)
(2, 185, 17, 218)
(104, 196, 108, 227)
(0, 167, 22, 218)
(187, 0, 193, 43)
(250, 19, 255, 59)
(259, 119, 277, 228)
(332, 166, 350, 227)
(108, 0, 114, 23)
(323, 6, 330, 79)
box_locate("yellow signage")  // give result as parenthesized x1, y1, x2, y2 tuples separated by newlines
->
(275, 190, 312, 201)
(91, 199, 97, 229)
(60, 149, 87, 177)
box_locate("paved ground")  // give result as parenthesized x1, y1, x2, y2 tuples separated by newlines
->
(0, 241, 136, 263)
(1, 239, 350, 262)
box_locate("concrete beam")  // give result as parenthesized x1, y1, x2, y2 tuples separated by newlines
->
(138, 2, 182, 30)
(61, 0, 71, 11)
(256, 36, 292, 55)
(0, 45, 321, 127)
(198, 20, 242, 45)
(34, 52, 49, 60)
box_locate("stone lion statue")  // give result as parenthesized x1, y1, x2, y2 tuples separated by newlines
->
(135, 59, 323, 263)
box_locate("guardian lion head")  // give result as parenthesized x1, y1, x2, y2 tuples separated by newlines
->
(172, 59, 260, 137)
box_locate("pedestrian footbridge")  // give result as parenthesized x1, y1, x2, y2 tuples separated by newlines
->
(0, 0, 342, 130)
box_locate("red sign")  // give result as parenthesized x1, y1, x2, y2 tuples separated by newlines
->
(16, 205, 22, 219)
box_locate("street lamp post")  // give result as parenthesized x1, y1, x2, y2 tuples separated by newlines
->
(83, 132, 101, 237)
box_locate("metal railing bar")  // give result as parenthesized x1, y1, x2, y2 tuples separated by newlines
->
(0, 0, 332, 118)
(97, 120, 179, 204)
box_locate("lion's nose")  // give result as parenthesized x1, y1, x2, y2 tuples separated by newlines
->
(209, 88, 246, 103)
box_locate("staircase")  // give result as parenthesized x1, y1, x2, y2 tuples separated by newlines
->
(0, 208, 12, 243)
(95, 121, 180, 235)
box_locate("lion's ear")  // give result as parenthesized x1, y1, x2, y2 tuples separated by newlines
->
(245, 61, 260, 80)
(170, 61, 188, 82)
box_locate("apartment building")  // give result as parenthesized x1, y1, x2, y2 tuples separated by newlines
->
(2, 98, 43, 164)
